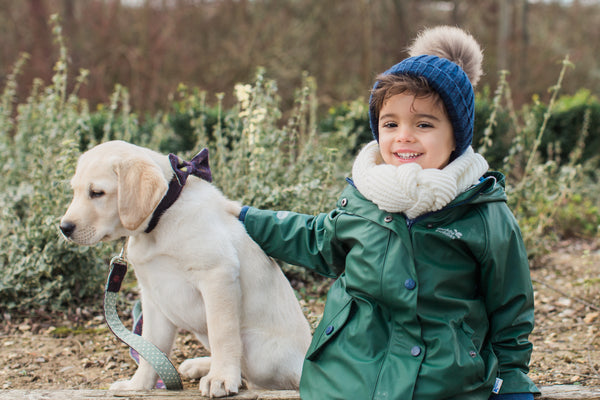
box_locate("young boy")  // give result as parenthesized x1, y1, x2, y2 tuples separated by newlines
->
(237, 26, 539, 400)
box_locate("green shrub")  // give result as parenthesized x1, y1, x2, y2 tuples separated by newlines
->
(483, 58, 600, 257)
(0, 16, 168, 313)
(555, 192, 600, 238)
(84, 85, 150, 151)
(473, 82, 513, 170)
(151, 85, 223, 155)
(319, 99, 371, 155)
(0, 19, 113, 313)
(534, 89, 600, 166)
(202, 70, 349, 214)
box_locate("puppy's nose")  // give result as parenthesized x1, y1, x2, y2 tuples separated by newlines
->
(60, 222, 76, 238)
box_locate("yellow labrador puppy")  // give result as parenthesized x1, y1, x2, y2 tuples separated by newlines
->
(60, 140, 311, 397)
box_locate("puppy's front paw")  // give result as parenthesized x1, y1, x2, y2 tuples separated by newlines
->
(110, 379, 146, 391)
(199, 370, 241, 398)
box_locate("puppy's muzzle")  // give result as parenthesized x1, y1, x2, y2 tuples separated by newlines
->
(60, 221, 76, 238)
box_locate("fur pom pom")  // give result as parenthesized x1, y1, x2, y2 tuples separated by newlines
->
(408, 26, 483, 87)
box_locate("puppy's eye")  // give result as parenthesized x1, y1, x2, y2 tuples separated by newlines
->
(89, 189, 105, 199)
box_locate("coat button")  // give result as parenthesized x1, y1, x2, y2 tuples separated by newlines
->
(384, 215, 393, 223)
(411, 346, 422, 357)
(404, 278, 416, 290)
(341, 198, 348, 207)
(325, 325, 334, 335)
(426, 223, 434, 229)
(469, 350, 477, 358)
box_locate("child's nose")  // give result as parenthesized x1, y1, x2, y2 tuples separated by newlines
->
(395, 125, 415, 142)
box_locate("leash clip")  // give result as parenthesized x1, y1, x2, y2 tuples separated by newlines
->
(107, 245, 128, 293)
(110, 243, 127, 265)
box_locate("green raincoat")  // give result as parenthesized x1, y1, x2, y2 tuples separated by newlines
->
(241, 172, 539, 400)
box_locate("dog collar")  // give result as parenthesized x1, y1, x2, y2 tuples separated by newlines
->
(144, 149, 212, 233)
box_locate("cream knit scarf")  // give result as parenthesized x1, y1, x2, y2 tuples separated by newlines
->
(352, 141, 489, 219)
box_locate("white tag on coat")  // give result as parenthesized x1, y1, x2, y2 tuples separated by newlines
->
(492, 378, 503, 394)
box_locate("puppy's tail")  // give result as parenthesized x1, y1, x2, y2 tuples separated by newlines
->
(408, 26, 483, 87)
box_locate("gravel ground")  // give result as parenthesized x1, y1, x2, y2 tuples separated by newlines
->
(1, 239, 598, 390)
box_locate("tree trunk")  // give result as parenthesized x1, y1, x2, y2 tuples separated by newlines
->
(497, 0, 511, 72)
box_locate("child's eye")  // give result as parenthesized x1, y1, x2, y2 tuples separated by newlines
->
(417, 122, 433, 129)
(382, 121, 397, 128)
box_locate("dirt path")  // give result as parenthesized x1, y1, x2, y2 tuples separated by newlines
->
(1, 239, 599, 390)
(529, 239, 600, 387)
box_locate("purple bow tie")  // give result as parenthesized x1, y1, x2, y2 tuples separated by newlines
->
(168, 148, 212, 185)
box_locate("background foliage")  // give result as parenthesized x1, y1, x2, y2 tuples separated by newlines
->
(0, 11, 599, 314)
(1, 0, 599, 113)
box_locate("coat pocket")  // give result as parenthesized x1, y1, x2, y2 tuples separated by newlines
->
(306, 293, 355, 361)
(456, 321, 486, 381)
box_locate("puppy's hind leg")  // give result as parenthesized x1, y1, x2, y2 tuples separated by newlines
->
(241, 333, 304, 390)
(179, 357, 211, 379)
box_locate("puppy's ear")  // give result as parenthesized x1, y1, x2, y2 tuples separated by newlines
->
(115, 157, 168, 231)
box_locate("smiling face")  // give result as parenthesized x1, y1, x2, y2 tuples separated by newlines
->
(378, 92, 455, 169)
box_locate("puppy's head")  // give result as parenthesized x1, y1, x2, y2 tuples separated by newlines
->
(60, 141, 169, 245)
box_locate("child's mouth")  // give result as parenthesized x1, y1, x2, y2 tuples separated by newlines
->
(394, 152, 421, 160)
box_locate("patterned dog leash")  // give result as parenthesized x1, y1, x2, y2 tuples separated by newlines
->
(104, 249, 183, 390)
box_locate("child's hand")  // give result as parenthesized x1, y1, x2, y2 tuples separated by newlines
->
(225, 199, 243, 218)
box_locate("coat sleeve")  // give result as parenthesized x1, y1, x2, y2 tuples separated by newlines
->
(478, 202, 540, 395)
(241, 206, 347, 278)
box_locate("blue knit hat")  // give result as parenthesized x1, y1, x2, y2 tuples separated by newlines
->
(369, 54, 475, 161)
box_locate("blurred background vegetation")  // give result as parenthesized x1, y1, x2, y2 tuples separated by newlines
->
(0, 0, 599, 314)
(1, 0, 599, 112)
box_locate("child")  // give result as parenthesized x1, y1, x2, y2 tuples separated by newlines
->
(237, 26, 539, 400)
